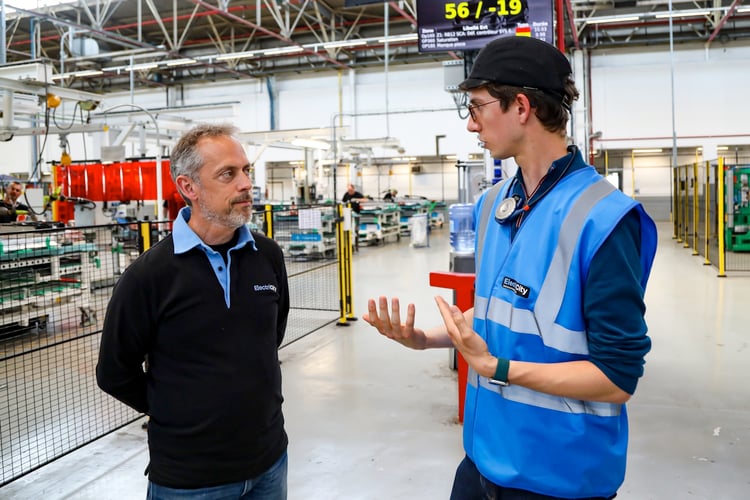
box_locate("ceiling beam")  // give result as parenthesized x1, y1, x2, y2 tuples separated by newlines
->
(706, 0, 745, 46)
(189, 0, 350, 69)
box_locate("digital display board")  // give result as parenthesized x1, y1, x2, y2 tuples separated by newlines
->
(416, 0, 554, 52)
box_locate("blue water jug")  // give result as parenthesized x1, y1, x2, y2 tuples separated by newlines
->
(449, 203, 475, 254)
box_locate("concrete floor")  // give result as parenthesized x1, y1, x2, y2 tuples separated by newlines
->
(3, 222, 749, 499)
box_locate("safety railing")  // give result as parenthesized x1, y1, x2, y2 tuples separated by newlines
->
(0, 206, 354, 486)
(672, 156, 750, 275)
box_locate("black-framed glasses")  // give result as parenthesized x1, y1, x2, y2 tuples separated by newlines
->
(466, 99, 501, 121)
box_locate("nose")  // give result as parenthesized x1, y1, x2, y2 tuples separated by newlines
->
(239, 174, 252, 192)
(466, 116, 480, 133)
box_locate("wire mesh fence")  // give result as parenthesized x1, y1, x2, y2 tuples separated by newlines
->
(0, 206, 344, 486)
(672, 157, 750, 274)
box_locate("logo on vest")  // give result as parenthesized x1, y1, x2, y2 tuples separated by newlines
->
(502, 276, 530, 298)
(253, 284, 277, 293)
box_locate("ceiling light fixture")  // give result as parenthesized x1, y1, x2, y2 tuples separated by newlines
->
(655, 9, 712, 19)
(377, 33, 418, 43)
(261, 46, 304, 56)
(216, 51, 255, 61)
(165, 58, 197, 67)
(633, 148, 663, 154)
(319, 40, 367, 49)
(587, 16, 640, 25)
(125, 62, 158, 71)
(50, 69, 103, 80)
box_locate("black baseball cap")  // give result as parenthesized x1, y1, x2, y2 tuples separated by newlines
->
(459, 36, 571, 101)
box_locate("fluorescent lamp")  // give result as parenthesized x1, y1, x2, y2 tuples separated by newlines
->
(377, 34, 418, 43)
(587, 16, 640, 24)
(321, 40, 367, 49)
(633, 148, 663, 154)
(261, 46, 304, 56)
(126, 62, 158, 71)
(50, 69, 103, 80)
(216, 51, 255, 61)
(291, 138, 330, 150)
(655, 10, 712, 19)
(165, 58, 197, 66)
(717, 146, 729, 151)
(737, 7, 750, 13)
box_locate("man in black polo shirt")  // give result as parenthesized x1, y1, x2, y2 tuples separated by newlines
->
(97, 123, 290, 499)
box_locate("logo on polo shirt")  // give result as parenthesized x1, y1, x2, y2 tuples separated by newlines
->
(502, 276, 530, 298)
(253, 284, 277, 293)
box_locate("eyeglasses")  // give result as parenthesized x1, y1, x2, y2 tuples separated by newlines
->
(466, 99, 501, 121)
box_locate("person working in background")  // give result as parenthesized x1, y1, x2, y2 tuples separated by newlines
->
(97, 123, 290, 500)
(383, 188, 398, 202)
(0, 181, 38, 222)
(341, 183, 365, 213)
(363, 36, 657, 500)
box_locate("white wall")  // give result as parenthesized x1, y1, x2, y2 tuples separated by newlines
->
(1, 39, 748, 203)
(589, 41, 750, 151)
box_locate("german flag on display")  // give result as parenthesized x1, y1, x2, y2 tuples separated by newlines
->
(515, 24, 531, 37)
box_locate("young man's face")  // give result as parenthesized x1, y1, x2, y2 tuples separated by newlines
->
(466, 88, 521, 161)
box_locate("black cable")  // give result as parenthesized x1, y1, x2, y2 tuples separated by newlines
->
(51, 101, 80, 130)
(29, 106, 51, 182)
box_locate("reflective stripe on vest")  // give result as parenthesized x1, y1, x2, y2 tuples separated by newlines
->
(467, 366, 622, 417)
(476, 178, 508, 274)
(471, 177, 621, 416)
(474, 178, 616, 355)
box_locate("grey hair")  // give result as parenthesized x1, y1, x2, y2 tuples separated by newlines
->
(170, 123, 240, 183)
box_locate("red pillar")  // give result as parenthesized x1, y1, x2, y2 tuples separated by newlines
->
(429, 271, 475, 423)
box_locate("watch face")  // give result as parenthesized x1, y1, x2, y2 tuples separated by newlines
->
(495, 196, 518, 222)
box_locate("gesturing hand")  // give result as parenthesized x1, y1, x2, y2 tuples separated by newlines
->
(362, 296, 427, 350)
(435, 296, 494, 377)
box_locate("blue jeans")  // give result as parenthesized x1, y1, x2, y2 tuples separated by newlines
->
(147, 452, 287, 500)
(449, 455, 616, 500)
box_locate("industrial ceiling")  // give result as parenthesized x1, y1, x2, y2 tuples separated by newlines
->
(2, 0, 749, 94)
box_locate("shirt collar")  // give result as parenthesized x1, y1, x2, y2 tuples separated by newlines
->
(172, 206, 256, 254)
(512, 146, 584, 201)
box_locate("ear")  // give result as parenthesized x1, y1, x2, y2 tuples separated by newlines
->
(515, 93, 533, 124)
(175, 175, 198, 203)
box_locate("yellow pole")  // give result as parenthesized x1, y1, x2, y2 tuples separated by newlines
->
(604, 150, 609, 177)
(683, 166, 690, 247)
(336, 204, 351, 325)
(345, 208, 355, 321)
(140, 221, 151, 252)
(669, 166, 680, 242)
(717, 157, 726, 277)
(703, 160, 711, 265)
(264, 204, 273, 239)
(692, 162, 699, 255)
(676, 166, 683, 243)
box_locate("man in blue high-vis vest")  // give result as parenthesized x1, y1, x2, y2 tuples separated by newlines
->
(363, 36, 657, 500)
